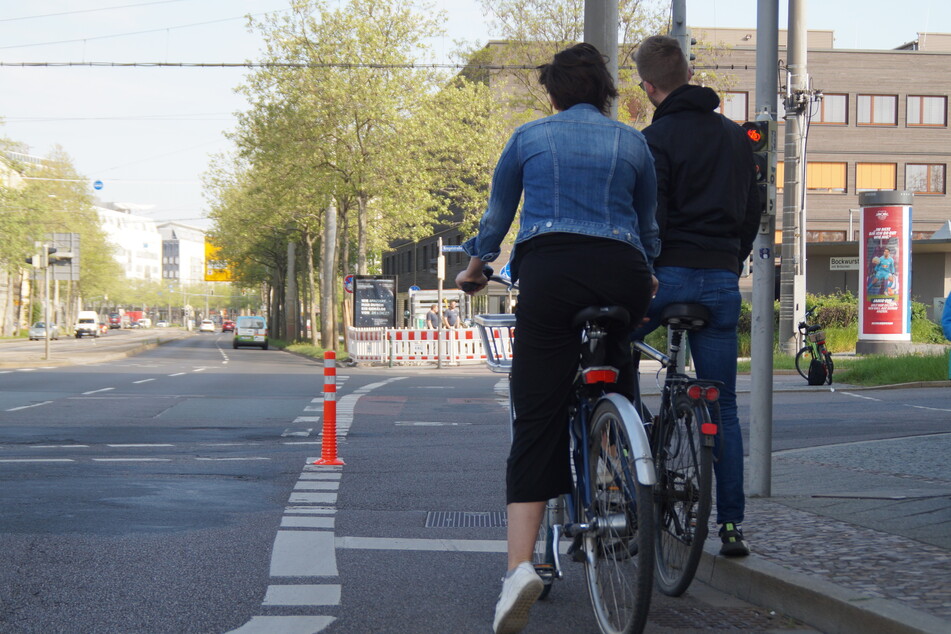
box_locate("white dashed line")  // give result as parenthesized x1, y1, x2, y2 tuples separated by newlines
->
(106, 443, 174, 448)
(263, 584, 341, 606)
(168, 372, 187, 377)
(82, 387, 115, 395)
(92, 458, 172, 462)
(293, 416, 321, 424)
(270, 531, 338, 577)
(30, 445, 89, 449)
(6, 401, 52, 411)
(132, 379, 155, 384)
(0, 458, 74, 463)
(841, 392, 881, 401)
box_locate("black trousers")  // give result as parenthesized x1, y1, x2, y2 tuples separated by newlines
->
(506, 234, 653, 504)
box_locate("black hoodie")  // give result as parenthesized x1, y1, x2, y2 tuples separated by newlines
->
(642, 84, 761, 275)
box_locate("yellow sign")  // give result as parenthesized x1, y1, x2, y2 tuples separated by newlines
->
(204, 241, 233, 282)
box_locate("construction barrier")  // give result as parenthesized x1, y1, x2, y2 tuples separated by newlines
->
(346, 326, 503, 366)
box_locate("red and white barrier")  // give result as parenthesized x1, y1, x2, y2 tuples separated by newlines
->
(345, 327, 492, 366)
(314, 350, 344, 465)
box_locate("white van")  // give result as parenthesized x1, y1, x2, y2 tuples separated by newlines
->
(75, 310, 100, 338)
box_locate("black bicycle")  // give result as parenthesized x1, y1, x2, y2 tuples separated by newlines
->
(795, 307, 834, 385)
(473, 270, 656, 634)
(633, 303, 720, 597)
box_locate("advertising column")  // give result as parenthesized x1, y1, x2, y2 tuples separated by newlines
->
(857, 191, 913, 353)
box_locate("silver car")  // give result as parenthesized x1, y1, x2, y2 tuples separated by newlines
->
(28, 322, 60, 340)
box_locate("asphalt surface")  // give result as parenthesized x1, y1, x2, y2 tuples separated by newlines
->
(0, 330, 951, 632)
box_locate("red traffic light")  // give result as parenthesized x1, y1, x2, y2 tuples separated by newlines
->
(746, 128, 762, 143)
(741, 121, 769, 152)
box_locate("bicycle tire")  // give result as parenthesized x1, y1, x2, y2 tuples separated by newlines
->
(824, 351, 835, 384)
(582, 398, 654, 634)
(652, 398, 714, 597)
(533, 496, 562, 600)
(794, 346, 814, 380)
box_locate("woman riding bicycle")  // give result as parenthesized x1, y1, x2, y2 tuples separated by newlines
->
(455, 43, 659, 634)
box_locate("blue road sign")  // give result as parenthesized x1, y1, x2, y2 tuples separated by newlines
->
(441, 245, 465, 253)
(409, 285, 421, 292)
(93, 180, 103, 190)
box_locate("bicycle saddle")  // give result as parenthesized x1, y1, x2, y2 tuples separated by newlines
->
(571, 306, 631, 330)
(659, 303, 710, 330)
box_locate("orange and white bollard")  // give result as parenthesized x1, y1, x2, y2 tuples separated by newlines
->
(314, 350, 345, 465)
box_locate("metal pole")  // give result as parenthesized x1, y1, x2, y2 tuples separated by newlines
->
(43, 245, 51, 361)
(779, 0, 809, 354)
(436, 237, 444, 369)
(749, 0, 779, 498)
(670, 0, 690, 59)
(584, 0, 619, 119)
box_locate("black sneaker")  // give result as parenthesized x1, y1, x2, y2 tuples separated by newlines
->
(719, 522, 750, 557)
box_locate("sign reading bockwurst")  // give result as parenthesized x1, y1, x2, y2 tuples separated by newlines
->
(829, 257, 859, 270)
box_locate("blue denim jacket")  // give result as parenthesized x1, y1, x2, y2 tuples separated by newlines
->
(462, 104, 659, 277)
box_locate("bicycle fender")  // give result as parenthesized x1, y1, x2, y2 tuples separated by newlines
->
(602, 393, 657, 486)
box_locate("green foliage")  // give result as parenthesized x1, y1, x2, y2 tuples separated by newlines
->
(837, 351, 950, 385)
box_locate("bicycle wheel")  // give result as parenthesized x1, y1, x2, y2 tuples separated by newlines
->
(533, 496, 562, 600)
(824, 351, 835, 384)
(582, 399, 654, 634)
(794, 346, 815, 380)
(652, 398, 713, 596)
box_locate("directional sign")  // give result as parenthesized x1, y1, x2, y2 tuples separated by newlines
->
(408, 285, 420, 292)
(441, 245, 465, 253)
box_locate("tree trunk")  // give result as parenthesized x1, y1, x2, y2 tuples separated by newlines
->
(357, 194, 369, 275)
(321, 201, 338, 350)
(286, 239, 298, 342)
(304, 229, 318, 345)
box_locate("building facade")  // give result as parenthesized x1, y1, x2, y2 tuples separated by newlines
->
(156, 221, 206, 285)
(94, 202, 163, 281)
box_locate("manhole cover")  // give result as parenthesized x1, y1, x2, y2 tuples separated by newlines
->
(425, 511, 507, 528)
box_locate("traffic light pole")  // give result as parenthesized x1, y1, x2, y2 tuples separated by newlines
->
(749, 0, 779, 498)
(43, 245, 51, 361)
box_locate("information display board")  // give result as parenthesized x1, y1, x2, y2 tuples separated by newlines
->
(353, 275, 397, 328)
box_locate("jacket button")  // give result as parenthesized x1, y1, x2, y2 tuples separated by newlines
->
(545, 221, 552, 227)
(612, 228, 619, 234)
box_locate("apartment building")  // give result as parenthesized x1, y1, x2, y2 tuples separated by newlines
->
(157, 221, 206, 285)
(94, 202, 163, 281)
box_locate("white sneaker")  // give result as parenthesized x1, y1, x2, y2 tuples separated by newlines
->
(492, 561, 543, 634)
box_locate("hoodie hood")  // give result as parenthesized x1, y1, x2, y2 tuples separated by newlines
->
(652, 84, 721, 122)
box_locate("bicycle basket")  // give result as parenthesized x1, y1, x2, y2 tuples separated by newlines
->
(473, 314, 516, 373)
(806, 330, 826, 344)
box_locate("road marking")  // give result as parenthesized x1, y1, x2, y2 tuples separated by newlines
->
(905, 404, 951, 412)
(193, 367, 207, 372)
(30, 445, 90, 449)
(336, 536, 506, 553)
(395, 421, 471, 427)
(293, 416, 320, 423)
(285, 506, 336, 514)
(293, 481, 339, 491)
(6, 401, 52, 411)
(168, 372, 186, 377)
(92, 458, 171, 462)
(196, 457, 271, 461)
(107, 443, 174, 447)
(282, 441, 322, 445)
(841, 392, 881, 402)
(82, 387, 115, 395)
(0, 458, 74, 463)
(0, 371, 11, 374)
(270, 531, 338, 577)
(226, 616, 335, 633)
(280, 516, 335, 529)
(16, 368, 37, 372)
(298, 472, 341, 481)
(288, 492, 337, 504)
(132, 379, 155, 384)
(263, 584, 341, 606)
(281, 428, 312, 437)
(303, 405, 322, 412)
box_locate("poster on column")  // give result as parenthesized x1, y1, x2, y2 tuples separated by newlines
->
(353, 275, 397, 328)
(859, 205, 910, 339)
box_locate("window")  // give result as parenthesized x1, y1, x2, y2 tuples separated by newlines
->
(720, 92, 747, 122)
(906, 164, 946, 194)
(806, 162, 847, 192)
(813, 93, 847, 124)
(857, 95, 897, 126)
(907, 96, 947, 126)
(856, 163, 896, 192)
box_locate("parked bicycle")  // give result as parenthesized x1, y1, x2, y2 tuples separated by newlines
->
(796, 307, 834, 385)
(632, 304, 721, 597)
(473, 269, 656, 634)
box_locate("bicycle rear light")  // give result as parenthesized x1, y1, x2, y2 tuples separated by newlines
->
(582, 368, 618, 384)
(687, 384, 703, 400)
(703, 386, 719, 402)
(686, 384, 719, 402)
(701, 423, 718, 435)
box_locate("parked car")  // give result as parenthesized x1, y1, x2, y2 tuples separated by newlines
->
(156, 320, 169, 328)
(221, 319, 235, 332)
(28, 322, 60, 340)
(198, 319, 216, 333)
(108, 313, 122, 329)
(233, 315, 268, 349)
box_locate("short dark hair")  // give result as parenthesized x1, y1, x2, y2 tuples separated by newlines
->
(537, 43, 618, 115)
(634, 35, 690, 93)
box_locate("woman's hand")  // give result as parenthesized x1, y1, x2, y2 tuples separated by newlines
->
(456, 256, 489, 295)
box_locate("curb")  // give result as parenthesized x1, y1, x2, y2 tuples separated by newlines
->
(696, 544, 949, 634)
(0, 337, 179, 369)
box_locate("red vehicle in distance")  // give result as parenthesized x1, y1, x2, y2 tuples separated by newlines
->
(221, 319, 235, 332)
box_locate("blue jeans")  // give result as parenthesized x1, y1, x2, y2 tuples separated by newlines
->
(632, 266, 745, 525)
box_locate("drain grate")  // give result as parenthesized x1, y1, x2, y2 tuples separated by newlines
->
(425, 511, 507, 528)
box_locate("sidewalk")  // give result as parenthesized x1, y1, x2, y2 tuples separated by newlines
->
(695, 372, 951, 634)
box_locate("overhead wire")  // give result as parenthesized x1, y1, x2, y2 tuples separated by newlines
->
(0, 0, 188, 22)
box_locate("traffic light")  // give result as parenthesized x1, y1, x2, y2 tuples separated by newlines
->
(25, 246, 61, 267)
(742, 120, 776, 215)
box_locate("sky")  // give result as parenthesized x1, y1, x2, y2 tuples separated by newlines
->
(1, 0, 949, 230)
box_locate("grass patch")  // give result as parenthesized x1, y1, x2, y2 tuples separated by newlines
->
(835, 351, 949, 386)
(273, 338, 349, 360)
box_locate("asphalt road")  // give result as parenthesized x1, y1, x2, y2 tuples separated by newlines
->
(5, 333, 945, 632)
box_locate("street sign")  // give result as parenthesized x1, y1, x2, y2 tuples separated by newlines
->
(344, 274, 354, 294)
(441, 245, 465, 253)
(408, 285, 420, 292)
(93, 180, 103, 190)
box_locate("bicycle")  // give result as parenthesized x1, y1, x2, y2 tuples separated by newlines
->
(473, 270, 656, 634)
(795, 307, 834, 385)
(631, 303, 721, 597)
